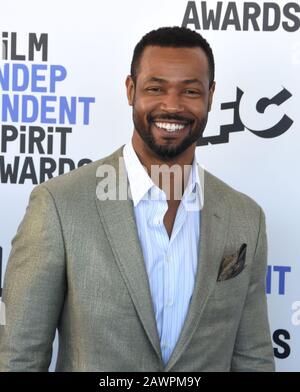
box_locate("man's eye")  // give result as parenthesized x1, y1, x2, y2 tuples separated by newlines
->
(146, 87, 162, 93)
(184, 89, 200, 95)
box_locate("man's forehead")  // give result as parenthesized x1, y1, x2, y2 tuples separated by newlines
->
(138, 46, 209, 82)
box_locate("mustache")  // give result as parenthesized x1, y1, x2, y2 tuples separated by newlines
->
(147, 114, 194, 124)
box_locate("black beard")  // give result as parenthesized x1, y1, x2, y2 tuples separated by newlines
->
(132, 109, 208, 160)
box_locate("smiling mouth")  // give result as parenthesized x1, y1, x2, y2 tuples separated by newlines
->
(153, 120, 192, 133)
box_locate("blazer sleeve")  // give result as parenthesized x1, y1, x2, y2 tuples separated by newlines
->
(0, 185, 66, 371)
(230, 207, 275, 372)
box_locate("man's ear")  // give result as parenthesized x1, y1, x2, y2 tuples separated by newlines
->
(126, 75, 135, 106)
(208, 81, 216, 112)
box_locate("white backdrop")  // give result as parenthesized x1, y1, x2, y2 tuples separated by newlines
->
(0, 0, 299, 371)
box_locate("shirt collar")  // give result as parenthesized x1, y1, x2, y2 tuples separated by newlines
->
(123, 141, 154, 206)
(123, 140, 204, 210)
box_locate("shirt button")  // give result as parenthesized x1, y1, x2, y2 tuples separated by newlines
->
(162, 343, 169, 349)
(165, 255, 171, 262)
(154, 217, 162, 225)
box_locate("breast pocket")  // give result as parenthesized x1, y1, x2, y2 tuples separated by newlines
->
(213, 265, 250, 301)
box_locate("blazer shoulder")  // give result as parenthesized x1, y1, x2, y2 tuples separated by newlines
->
(31, 145, 124, 202)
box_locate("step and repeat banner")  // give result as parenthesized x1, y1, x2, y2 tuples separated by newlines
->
(0, 0, 299, 371)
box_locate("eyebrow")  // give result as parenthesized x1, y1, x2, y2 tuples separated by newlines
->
(145, 77, 204, 86)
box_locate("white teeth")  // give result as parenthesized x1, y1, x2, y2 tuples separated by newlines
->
(155, 122, 186, 132)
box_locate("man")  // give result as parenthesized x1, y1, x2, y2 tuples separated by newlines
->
(0, 27, 275, 371)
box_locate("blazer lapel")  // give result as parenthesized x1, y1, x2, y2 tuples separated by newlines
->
(94, 148, 163, 365)
(165, 169, 231, 371)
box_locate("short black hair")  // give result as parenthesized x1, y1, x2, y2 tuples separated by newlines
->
(130, 26, 215, 87)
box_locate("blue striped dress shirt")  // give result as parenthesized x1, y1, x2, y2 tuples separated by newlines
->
(123, 141, 203, 365)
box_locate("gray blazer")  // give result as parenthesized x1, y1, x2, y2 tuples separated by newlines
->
(0, 146, 275, 371)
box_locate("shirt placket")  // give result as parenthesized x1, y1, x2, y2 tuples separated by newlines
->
(160, 202, 187, 364)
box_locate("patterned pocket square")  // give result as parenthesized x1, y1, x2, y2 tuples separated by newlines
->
(217, 243, 247, 282)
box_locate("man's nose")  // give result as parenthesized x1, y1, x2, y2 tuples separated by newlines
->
(160, 92, 184, 113)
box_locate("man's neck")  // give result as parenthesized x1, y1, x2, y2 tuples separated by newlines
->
(131, 131, 196, 202)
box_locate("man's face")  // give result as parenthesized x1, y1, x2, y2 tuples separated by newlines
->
(126, 45, 215, 160)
